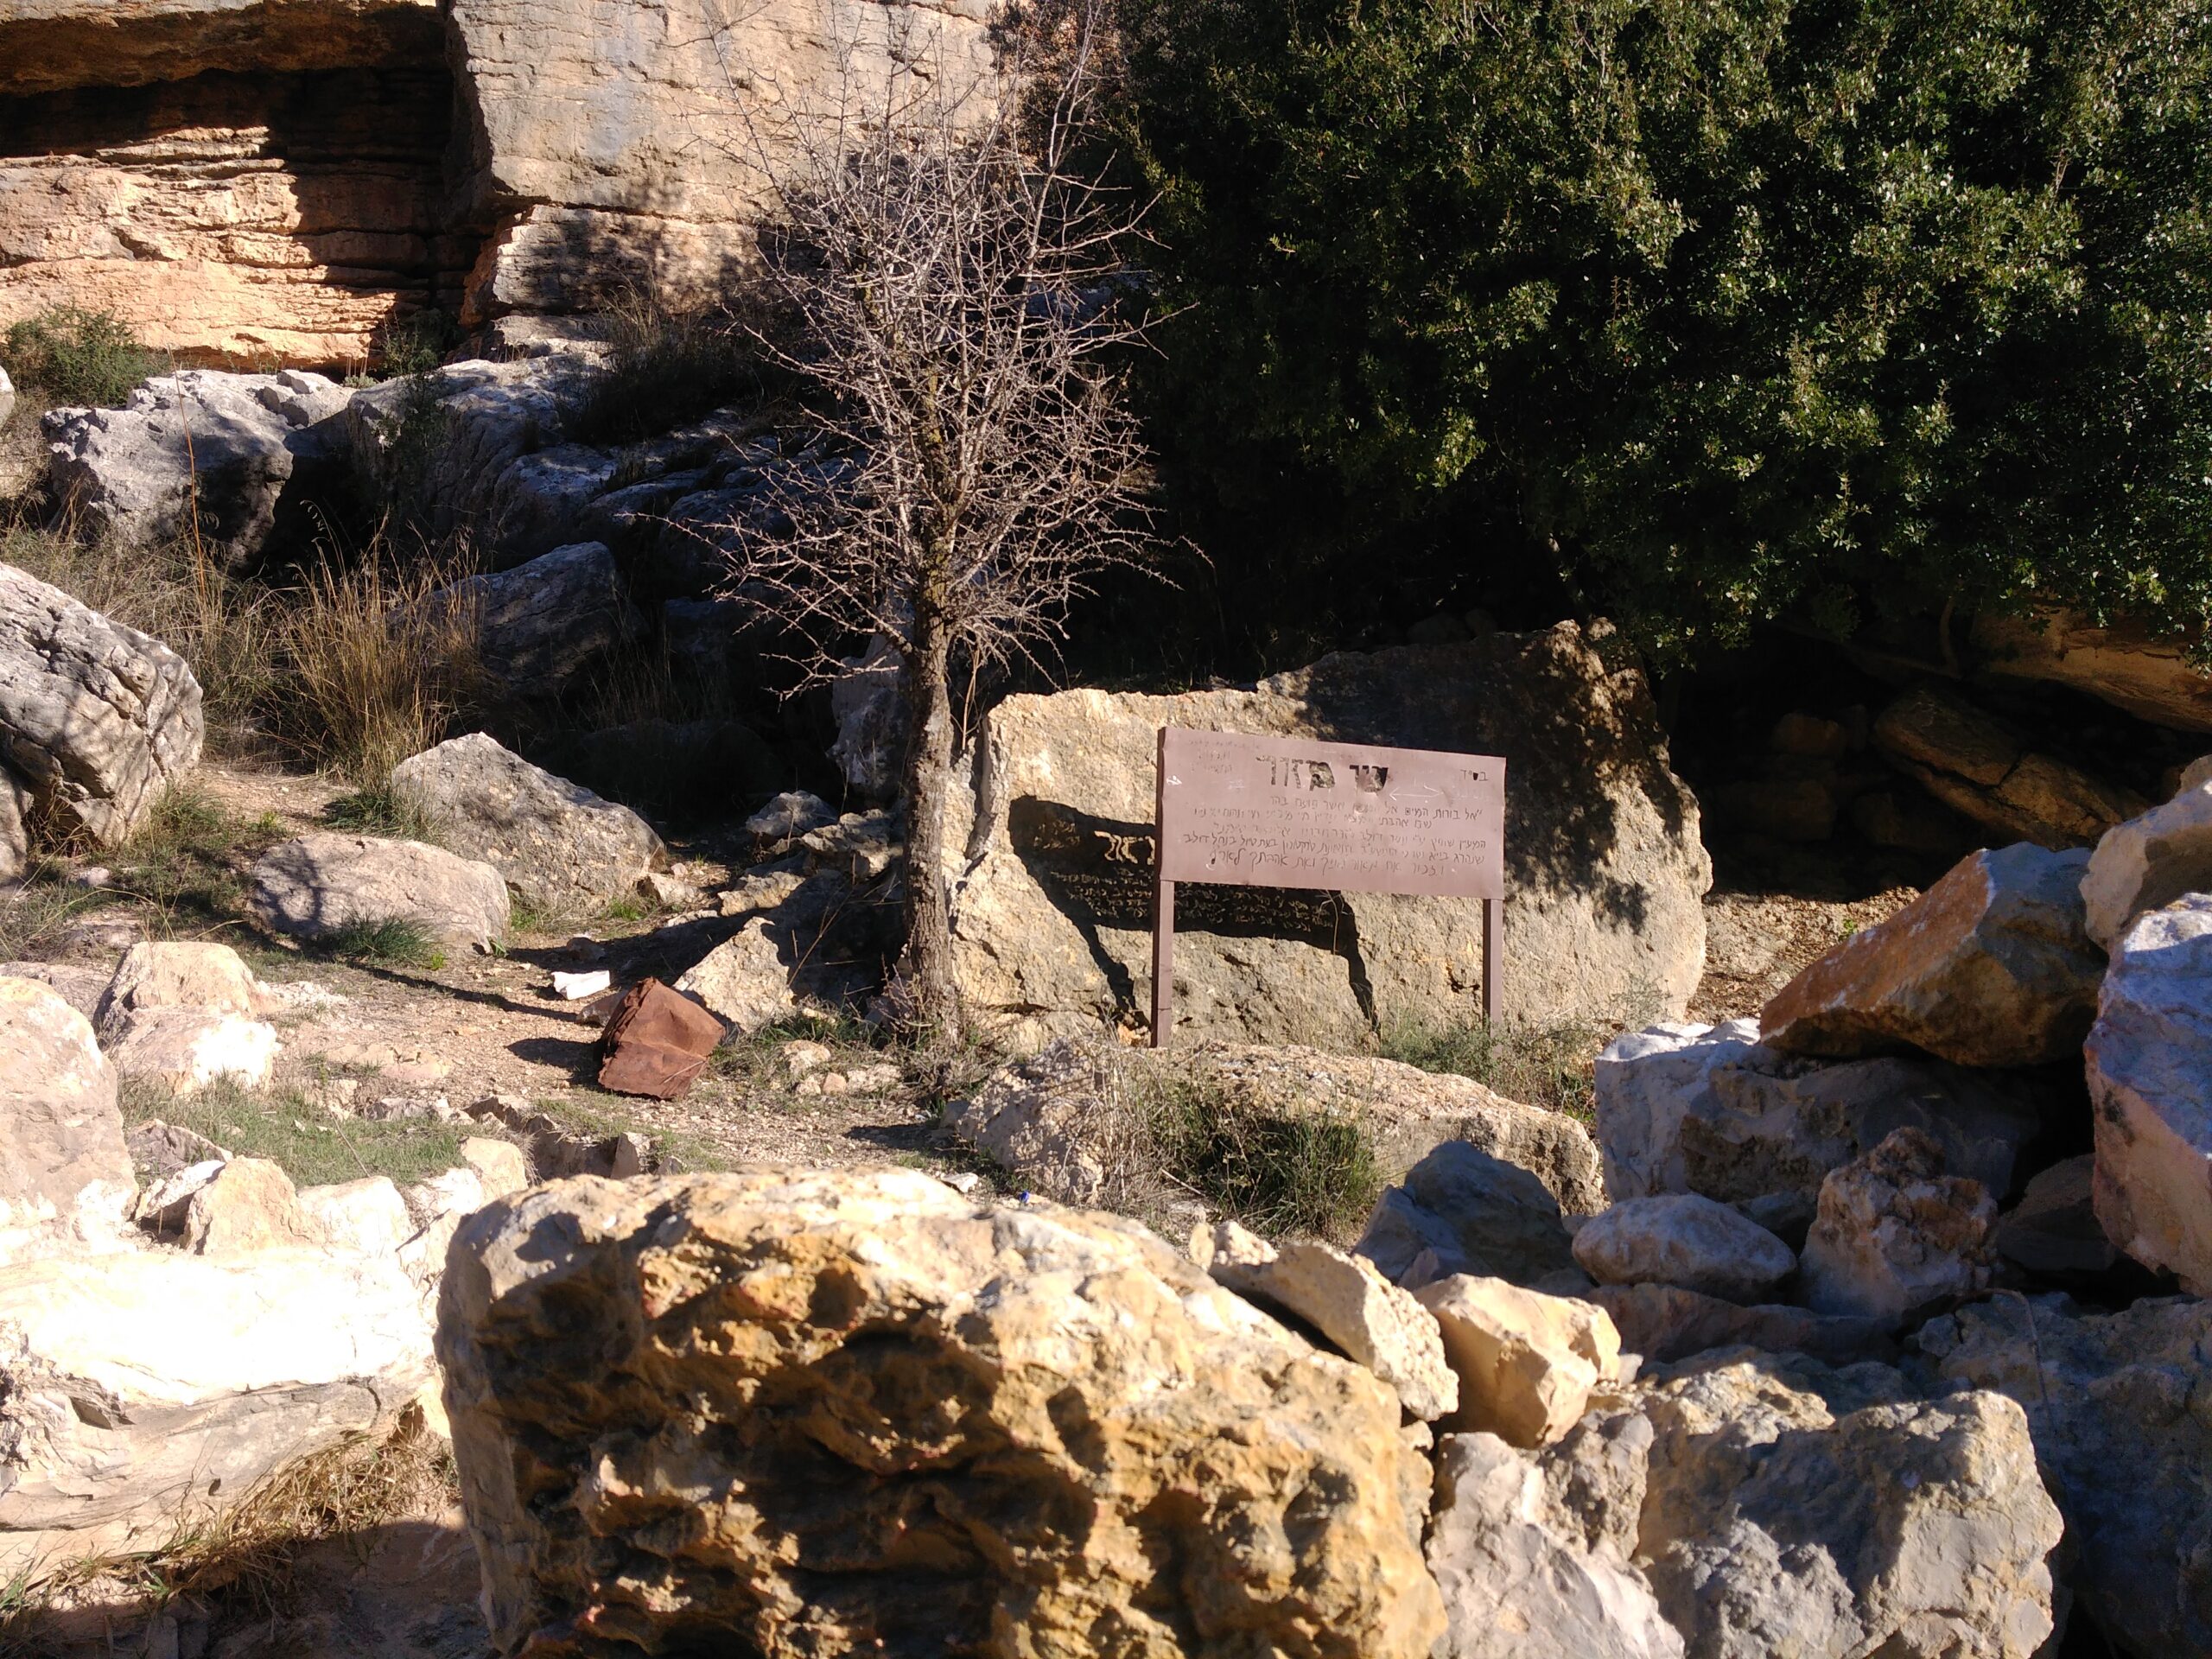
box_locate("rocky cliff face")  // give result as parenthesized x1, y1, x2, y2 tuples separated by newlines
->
(0, 0, 995, 368)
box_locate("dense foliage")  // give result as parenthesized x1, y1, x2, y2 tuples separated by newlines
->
(2, 306, 165, 408)
(1117, 0, 2212, 664)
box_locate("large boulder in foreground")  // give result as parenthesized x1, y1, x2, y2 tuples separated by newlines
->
(1594, 1019, 2039, 1208)
(1919, 1294, 2212, 1657)
(1759, 843, 2102, 1066)
(2084, 893, 2212, 1292)
(0, 977, 132, 1233)
(944, 623, 1710, 1047)
(438, 1169, 1445, 1658)
(391, 733, 665, 915)
(41, 370, 355, 565)
(0, 561, 202, 845)
(247, 833, 510, 954)
(0, 1243, 434, 1573)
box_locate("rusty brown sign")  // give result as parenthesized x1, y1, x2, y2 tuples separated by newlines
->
(1151, 728, 1506, 1046)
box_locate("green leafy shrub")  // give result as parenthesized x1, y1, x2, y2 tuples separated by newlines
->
(2, 306, 164, 407)
(1119, 0, 2212, 664)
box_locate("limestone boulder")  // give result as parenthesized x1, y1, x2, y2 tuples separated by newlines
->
(1872, 683, 2145, 849)
(1571, 1195, 1796, 1305)
(41, 370, 355, 563)
(0, 561, 202, 845)
(945, 624, 1710, 1047)
(1588, 1283, 1896, 1368)
(93, 940, 272, 1039)
(1427, 1431, 1685, 1659)
(390, 734, 665, 915)
(248, 833, 510, 953)
(1759, 843, 2103, 1066)
(2081, 780, 2212, 948)
(2083, 893, 2212, 1290)
(1415, 1274, 1621, 1446)
(0, 765, 26, 883)
(298, 1175, 413, 1256)
(672, 919, 799, 1032)
(1594, 1019, 2039, 1206)
(1992, 1154, 2116, 1278)
(1972, 607, 2212, 733)
(105, 1007, 280, 1095)
(1357, 1140, 1580, 1287)
(0, 1243, 435, 1573)
(0, 977, 132, 1228)
(1628, 1355, 2063, 1658)
(180, 1156, 319, 1255)
(1919, 1294, 2212, 1656)
(437, 1169, 1445, 1658)
(1800, 1128, 1995, 1325)
(422, 542, 641, 699)
(742, 789, 836, 845)
(1193, 1219, 1458, 1421)
(459, 1136, 527, 1200)
(940, 1039, 1121, 1205)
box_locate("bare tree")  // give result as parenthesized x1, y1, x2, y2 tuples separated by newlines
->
(715, 5, 1158, 1039)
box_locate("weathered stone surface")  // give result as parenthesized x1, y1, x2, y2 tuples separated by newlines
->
(105, 1007, 280, 1094)
(41, 370, 353, 563)
(1358, 1140, 1580, 1287)
(1992, 1154, 2117, 1277)
(1572, 1195, 1796, 1305)
(672, 920, 798, 1033)
(0, 561, 202, 845)
(1973, 607, 2212, 733)
(1194, 1218, 1458, 1421)
(0, 977, 131, 1227)
(0, 1243, 434, 1573)
(1873, 683, 2145, 849)
(93, 939, 271, 1040)
(830, 632, 906, 799)
(438, 1168, 1445, 1658)
(391, 734, 665, 915)
(1588, 1283, 1895, 1368)
(1801, 1128, 1995, 1325)
(1594, 1019, 2039, 1206)
(949, 1036, 1606, 1216)
(181, 1156, 317, 1255)
(423, 542, 642, 698)
(1919, 1294, 2212, 1657)
(1415, 1274, 1620, 1446)
(248, 833, 510, 952)
(742, 789, 836, 844)
(458, 1136, 526, 1200)
(946, 625, 1710, 1047)
(0, 0, 441, 100)
(125, 1116, 226, 1182)
(2084, 893, 2212, 1291)
(2081, 779, 2212, 949)
(1760, 843, 2103, 1066)
(0, 366, 13, 433)
(1427, 1431, 1684, 1659)
(0, 765, 26, 883)
(297, 1174, 412, 1256)
(1628, 1355, 2062, 1658)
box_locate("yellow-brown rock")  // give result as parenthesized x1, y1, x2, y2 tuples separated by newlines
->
(437, 1168, 1446, 1658)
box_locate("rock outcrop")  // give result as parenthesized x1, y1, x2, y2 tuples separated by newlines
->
(41, 370, 353, 563)
(1972, 607, 2212, 733)
(1758, 843, 2103, 1066)
(1594, 1019, 2039, 1207)
(2083, 893, 2212, 1291)
(945, 625, 1710, 1047)
(390, 733, 665, 914)
(1570, 1195, 1796, 1305)
(1799, 1128, 1995, 1325)
(438, 1169, 1446, 1658)
(0, 977, 133, 1231)
(1417, 1274, 1622, 1446)
(248, 833, 511, 953)
(2080, 778, 2212, 948)
(1919, 1294, 2212, 1656)
(0, 560, 203, 845)
(421, 542, 642, 698)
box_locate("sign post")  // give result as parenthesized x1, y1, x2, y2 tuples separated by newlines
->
(1150, 728, 1507, 1047)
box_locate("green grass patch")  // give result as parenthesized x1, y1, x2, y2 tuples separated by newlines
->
(1140, 1072, 1380, 1241)
(1376, 1016, 1605, 1122)
(2, 306, 164, 407)
(321, 783, 438, 842)
(121, 1077, 477, 1189)
(323, 917, 446, 970)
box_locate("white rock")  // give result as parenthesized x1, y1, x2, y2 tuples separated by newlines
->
(0, 976, 133, 1228)
(460, 1138, 528, 1200)
(181, 1157, 318, 1256)
(1415, 1274, 1621, 1447)
(248, 833, 511, 953)
(94, 940, 271, 1040)
(2082, 781, 2212, 948)
(1571, 1195, 1796, 1305)
(297, 1176, 412, 1256)
(743, 790, 837, 842)
(1196, 1219, 1459, 1421)
(550, 969, 612, 1000)
(2084, 893, 2212, 1290)
(674, 919, 797, 1032)
(105, 1008, 280, 1095)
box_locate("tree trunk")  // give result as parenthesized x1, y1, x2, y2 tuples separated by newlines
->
(900, 597, 960, 1044)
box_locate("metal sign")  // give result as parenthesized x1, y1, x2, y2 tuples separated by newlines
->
(1151, 728, 1506, 1046)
